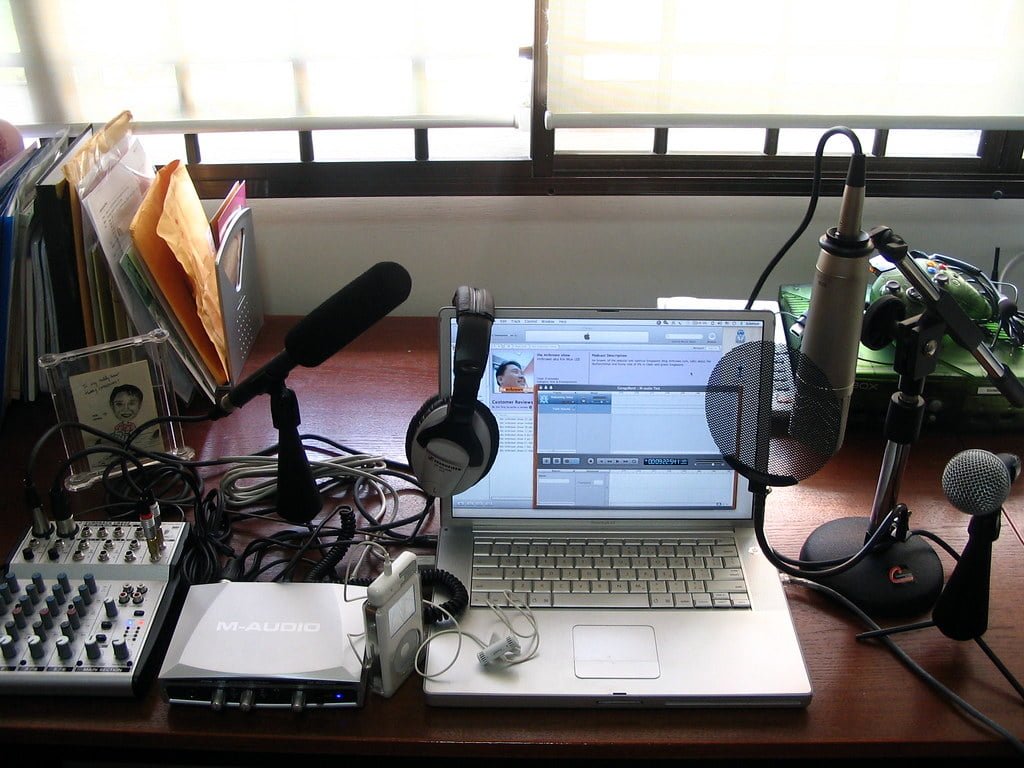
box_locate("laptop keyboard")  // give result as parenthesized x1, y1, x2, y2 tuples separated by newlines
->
(470, 534, 749, 609)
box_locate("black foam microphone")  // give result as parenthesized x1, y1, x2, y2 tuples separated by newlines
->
(933, 449, 1015, 641)
(211, 261, 412, 418)
(793, 144, 874, 455)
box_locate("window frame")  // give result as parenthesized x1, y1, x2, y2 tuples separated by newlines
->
(18, 0, 1023, 200)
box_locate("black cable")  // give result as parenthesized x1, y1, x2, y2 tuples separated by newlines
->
(788, 576, 1024, 756)
(752, 490, 903, 578)
(746, 127, 864, 309)
(421, 567, 469, 625)
(306, 507, 358, 582)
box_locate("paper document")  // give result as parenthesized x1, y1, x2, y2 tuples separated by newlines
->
(130, 160, 229, 386)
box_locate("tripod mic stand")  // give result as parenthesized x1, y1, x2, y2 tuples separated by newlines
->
(855, 500, 1024, 702)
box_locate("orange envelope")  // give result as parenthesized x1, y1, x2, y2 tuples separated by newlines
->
(129, 160, 229, 385)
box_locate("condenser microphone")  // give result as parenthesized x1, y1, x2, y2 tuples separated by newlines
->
(210, 261, 412, 418)
(792, 146, 874, 454)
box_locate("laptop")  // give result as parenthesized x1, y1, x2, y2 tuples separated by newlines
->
(422, 306, 811, 708)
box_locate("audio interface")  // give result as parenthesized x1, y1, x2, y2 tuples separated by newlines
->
(1, 520, 188, 696)
(159, 581, 367, 711)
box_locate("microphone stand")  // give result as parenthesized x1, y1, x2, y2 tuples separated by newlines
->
(803, 226, 1024, 618)
(270, 381, 322, 525)
(854, 508, 1024, 704)
(800, 306, 944, 616)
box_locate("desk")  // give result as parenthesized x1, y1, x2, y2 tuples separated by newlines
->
(1, 316, 1021, 762)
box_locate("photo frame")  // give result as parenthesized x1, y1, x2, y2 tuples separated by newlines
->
(38, 328, 194, 491)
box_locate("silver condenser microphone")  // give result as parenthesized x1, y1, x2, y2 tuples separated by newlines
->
(795, 146, 873, 454)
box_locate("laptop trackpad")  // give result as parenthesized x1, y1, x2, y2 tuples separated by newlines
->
(572, 625, 661, 679)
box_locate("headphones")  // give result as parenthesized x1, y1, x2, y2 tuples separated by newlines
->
(406, 287, 499, 497)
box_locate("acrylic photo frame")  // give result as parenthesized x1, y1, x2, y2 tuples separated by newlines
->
(39, 328, 195, 491)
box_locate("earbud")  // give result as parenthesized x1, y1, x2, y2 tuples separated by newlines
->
(477, 633, 521, 666)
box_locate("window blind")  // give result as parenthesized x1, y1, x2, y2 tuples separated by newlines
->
(545, 0, 1024, 130)
(9, 0, 530, 131)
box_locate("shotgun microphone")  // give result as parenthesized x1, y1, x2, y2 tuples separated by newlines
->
(210, 261, 412, 418)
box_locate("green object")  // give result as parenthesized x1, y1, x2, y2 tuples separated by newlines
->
(867, 258, 991, 321)
(778, 283, 1024, 431)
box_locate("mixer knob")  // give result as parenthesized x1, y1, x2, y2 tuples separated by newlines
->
(39, 606, 54, 630)
(32, 573, 46, 594)
(0, 582, 12, 605)
(57, 573, 71, 595)
(4, 573, 19, 594)
(25, 583, 40, 604)
(67, 604, 82, 630)
(60, 621, 74, 640)
(4, 620, 18, 641)
(77, 584, 93, 606)
(1, 635, 16, 660)
(210, 688, 226, 711)
(12, 603, 27, 629)
(56, 637, 73, 661)
(104, 598, 119, 618)
(28, 636, 45, 660)
(51, 584, 66, 605)
(33, 620, 47, 641)
(84, 637, 101, 660)
(239, 689, 255, 712)
(18, 594, 34, 616)
(112, 639, 130, 661)
(84, 574, 97, 594)
(45, 595, 59, 616)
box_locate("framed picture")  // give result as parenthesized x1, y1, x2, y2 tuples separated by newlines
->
(39, 328, 194, 491)
(70, 358, 164, 468)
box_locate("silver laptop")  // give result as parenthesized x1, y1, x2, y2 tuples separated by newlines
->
(422, 306, 811, 708)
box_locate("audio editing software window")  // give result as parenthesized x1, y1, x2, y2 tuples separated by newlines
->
(452, 317, 763, 519)
(534, 384, 730, 509)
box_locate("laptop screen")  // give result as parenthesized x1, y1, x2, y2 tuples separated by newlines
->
(442, 308, 772, 521)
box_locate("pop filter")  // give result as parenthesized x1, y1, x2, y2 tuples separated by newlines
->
(704, 340, 840, 489)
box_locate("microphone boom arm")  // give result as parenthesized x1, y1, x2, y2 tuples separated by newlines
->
(870, 226, 1024, 407)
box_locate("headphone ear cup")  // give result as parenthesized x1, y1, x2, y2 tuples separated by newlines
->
(405, 395, 447, 469)
(406, 395, 499, 497)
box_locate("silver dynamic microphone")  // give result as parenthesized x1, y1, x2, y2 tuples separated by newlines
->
(941, 448, 1016, 517)
(794, 146, 873, 454)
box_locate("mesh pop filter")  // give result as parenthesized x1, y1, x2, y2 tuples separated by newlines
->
(705, 341, 840, 486)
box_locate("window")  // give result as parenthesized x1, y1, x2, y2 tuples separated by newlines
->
(5, 0, 1023, 199)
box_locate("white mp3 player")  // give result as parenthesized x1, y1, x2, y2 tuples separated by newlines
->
(363, 551, 423, 698)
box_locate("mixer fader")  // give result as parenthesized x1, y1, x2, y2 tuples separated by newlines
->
(1, 520, 188, 695)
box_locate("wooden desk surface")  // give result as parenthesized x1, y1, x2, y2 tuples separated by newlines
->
(0, 316, 1021, 761)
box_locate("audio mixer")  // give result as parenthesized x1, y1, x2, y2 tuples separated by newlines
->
(1, 520, 188, 696)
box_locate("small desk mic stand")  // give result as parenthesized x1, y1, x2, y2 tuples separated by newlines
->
(855, 504, 1024, 703)
(270, 381, 322, 525)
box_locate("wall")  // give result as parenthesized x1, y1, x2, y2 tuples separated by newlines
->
(244, 195, 1024, 316)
